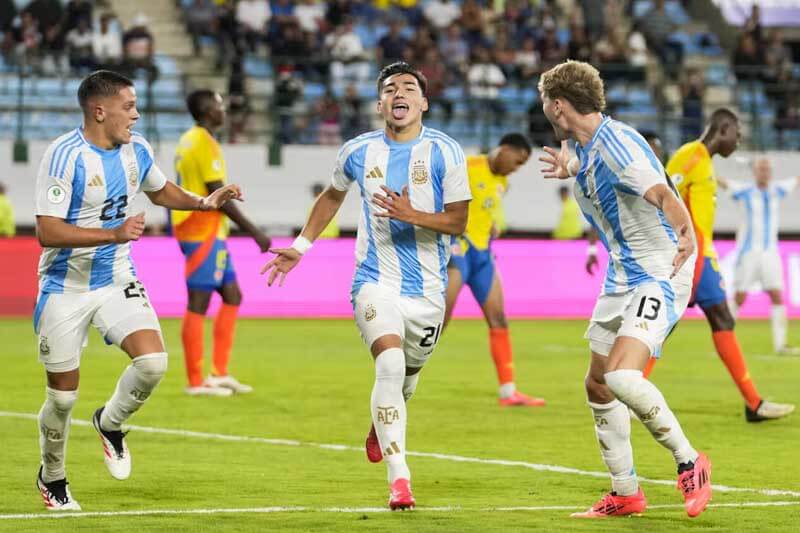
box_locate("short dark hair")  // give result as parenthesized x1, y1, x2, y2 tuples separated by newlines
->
(376, 62, 427, 96)
(498, 132, 532, 153)
(186, 89, 218, 121)
(707, 107, 738, 135)
(77, 70, 134, 109)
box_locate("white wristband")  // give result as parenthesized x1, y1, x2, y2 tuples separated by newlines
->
(587, 244, 598, 255)
(291, 235, 313, 255)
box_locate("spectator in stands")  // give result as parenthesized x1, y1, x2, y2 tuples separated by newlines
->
(0, 182, 14, 238)
(325, 0, 353, 30)
(552, 185, 583, 240)
(409, 25, 435, 63)
(0, 0, 15, 34)
(270, 20, 310, 69)
(527, 98, 555, 150)
(15, 11, 42, 66)
(274, 67, 303, 144)
(23, 0, 62, 37)
(294, 0, 325, 34)
(763, 29, 792, 96)
(340, 84, 369, 140)
(681, 68, 705, 139)
(593, 27, 629, 82)
(628, 21, 648, 68)
(743, 3, 762, 44)
(93, 13, 122, 68)
(498, 0, 535, 42)
(732, 32, 764, 82)
(316, 90, 341, 145)
(536, 21, 566, 70)
(377, 19, 407, 66)
(326, 18, 369, 93)
(566, 24, 592, 64)
(236, 0, 271, 53)
(638, 0, 681, 74)
(515, 36, 540, 83)
(228, 55, 250, 143)
(467, 46, 506, 127)
(65, 17, 95, 72)
(423, 0, 460, 31)
(63, 0, 93, 34)
(493, 28, 517, 81)
(460, 0, 487, 48)
(418, 46, 452, 124)
(438, 23, 469, 74)
(215, 0, 240, 70)
(122, 14, 157, 81)
(580, 0, 605, 40)
(184, 0, 217, 56)
(775, 95, 800, 147)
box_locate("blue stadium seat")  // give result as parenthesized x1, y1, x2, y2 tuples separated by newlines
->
(304, 82, 326, 100)
(627, 87, 652, 106)
(606, 84, 627, 104)
(705, 63, 730, 85)
(243, 56, 272, 77)
(154, 55, 180, 76)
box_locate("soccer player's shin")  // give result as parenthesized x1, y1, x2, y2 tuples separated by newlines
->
(213, 303, 239, 376)
(489, 328, 515, 393)
(182, 311, 205, 387)
(38, 388, 77, 482)
(589, 399, 638, 496)
(771, 304, 787, 352)
(711, 331, 761, 410)
(403, 372, 420, 402)
(371, 347, 409, 483)
(101, 353, 167, 431)
(605, 369, 698, 466)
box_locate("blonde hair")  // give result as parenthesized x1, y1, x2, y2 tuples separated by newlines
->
(538, 60, 606, 114)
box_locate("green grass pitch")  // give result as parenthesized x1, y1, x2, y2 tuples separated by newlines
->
(0, 317, 798, 531)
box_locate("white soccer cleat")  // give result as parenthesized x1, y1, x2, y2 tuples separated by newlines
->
(745, 400, 795, 422)
(205, 374, 253, 394)
(776, 345, 800, 356)
(185, 384, 233, 397)
(92, 407, 131, 480)
(37, 467, 81, 511)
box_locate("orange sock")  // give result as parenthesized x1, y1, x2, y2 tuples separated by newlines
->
(489, 328, 515, 385)
(213, 303, 239, 377)
(642, 357, 657, 379)
(712, 330, 761, 410)
(182, 311, 205, 387)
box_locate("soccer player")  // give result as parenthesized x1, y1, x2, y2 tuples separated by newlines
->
(33, 70, 241, 510)
(719, 157, 800, 354)
(538, 60, 711, 518)
(261, 62, 471, 510)
(172, 90, 271, 396)
(665, 110, 795, 421)
(443, 133, 545, 406)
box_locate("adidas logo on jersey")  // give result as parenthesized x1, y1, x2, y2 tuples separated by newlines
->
(366, 167, 383, 179)
(88, 175, 104, 187)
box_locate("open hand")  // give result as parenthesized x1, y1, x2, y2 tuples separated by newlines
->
(372, 185, 417, 224)
(260, 247, 302, 287)
(539, 140, 572, 179)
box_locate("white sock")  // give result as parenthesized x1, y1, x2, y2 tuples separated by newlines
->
(499, 382, 516, 399)
(771, 304, 787, 351)
(101, 353, 167, 431)
(38, 387, 78, 482)
(371, 347, 410, 483)
(605, 369, 698, 466)
(403, 372, 420, 402)
(729, 299, 739, 320)
(589, 399, 638, 495)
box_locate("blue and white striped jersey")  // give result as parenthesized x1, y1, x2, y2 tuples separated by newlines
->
(331, 127, 472, 298)
(730, 179, 796, 254)
(574, 116, 683, 294)
(35, 128, 167, 293)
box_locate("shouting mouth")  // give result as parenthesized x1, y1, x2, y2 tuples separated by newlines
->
(392, 102, 409, 120)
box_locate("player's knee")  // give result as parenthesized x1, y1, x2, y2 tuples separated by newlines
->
(486, 312, 507, 329)
(47, 388, 78, 412)
(374, 347, 405, 381)
(133, 352, 168, 384)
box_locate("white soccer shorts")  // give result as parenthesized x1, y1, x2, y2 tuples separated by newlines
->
(35, 280, 162, 372)
(585, 278, 692, 358)
(353, 282, 445, 368)
(734, 250, 784, 292)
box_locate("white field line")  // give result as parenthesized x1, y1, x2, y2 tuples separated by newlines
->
(2, 410, 799, 500)
(2, 501, 800, 520)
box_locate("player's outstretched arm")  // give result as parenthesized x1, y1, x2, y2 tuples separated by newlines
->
(372, 185, 468, 235)
(145, 181, 242, 211)
(261, 186, 347, 287)
(643, 184, 696, 278)
(37, 213, 146, 248)
(205, 180, 271, 252)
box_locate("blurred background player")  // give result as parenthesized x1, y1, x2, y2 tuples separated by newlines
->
(172, 89, 272, 396)
(552, 185, 584, 240)
(719, 157, 800, 355)
(262, 62, 471, 510)
(444, 133, 545, 406)
(538, 60, 711, 519)
(33, 70, 242, 510)
(665, 109, 794, 422)
(311, 182, 340, 238)
(0, 182, 15, 237)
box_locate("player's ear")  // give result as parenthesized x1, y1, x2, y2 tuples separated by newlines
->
(376, 100, 383, 114)
(93, 102, 105, 123)
(421, 96, 429, 113)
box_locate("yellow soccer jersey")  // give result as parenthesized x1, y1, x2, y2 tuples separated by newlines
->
(171, 126, 228, 242)
(463, 154, 507, 250)
(666, 140, 716, 258)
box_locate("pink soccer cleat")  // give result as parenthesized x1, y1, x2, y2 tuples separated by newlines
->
(389, 478, 415, 510)
(571, 489, 647, 518)
(365, 424, 382, 463)
(499, 390, 546, 407)
(678, 452, 712, 518)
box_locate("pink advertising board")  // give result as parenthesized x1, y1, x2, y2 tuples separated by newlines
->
(130, 237, 800, 319)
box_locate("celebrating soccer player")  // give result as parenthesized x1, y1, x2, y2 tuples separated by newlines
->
(443, 133, 545, 407)
(33, 71, 242, 510)
(538, 61, 711, 518)
(262, 62, 471, 510)
(172, 90, 272, 396)
(664, 110, 795, 421)
(719, 157, 800, 354)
